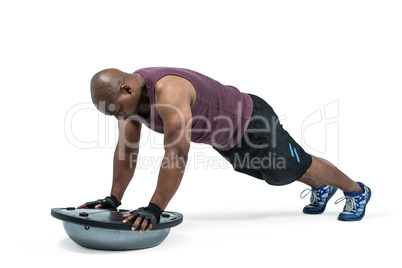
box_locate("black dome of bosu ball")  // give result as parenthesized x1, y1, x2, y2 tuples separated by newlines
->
(51, 208, 183, 250)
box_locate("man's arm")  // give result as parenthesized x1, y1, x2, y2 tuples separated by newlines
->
(125, 77, 192, 232)
(77, 119, 141, 209)
(111, 119, 142, 202)
(149, 83, 192, 210)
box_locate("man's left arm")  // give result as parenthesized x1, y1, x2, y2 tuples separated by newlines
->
(149, 85, 192, 211)
(123, 81, 192, 232)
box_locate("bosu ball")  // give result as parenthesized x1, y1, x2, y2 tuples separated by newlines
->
(51, 207, 183, 250)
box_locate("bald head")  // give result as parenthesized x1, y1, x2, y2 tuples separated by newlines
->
(90, 68, 126, 103)
(90, 68, 144, 117)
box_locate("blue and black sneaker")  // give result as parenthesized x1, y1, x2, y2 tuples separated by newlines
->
(335, 182, 371, 221)
(301, 185, 338, 214)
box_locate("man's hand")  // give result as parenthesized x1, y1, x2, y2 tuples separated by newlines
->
(77, 195, 121, 209)
(122, 203, 162, 233)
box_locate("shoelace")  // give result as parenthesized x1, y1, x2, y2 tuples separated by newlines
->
(300, 188, 318, 205)
(335, 195, 356, 212)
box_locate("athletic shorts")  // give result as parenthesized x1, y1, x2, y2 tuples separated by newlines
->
(212, 93, 312, 186)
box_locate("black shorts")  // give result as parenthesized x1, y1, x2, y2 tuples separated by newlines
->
(213, 93, 312, 186)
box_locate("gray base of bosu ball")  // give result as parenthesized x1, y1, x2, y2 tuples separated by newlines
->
(51, 208, 183, 250)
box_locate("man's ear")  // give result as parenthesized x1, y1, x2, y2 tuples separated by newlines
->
(120, 84, 132, 94)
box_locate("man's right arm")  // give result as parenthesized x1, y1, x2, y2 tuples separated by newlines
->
(110, 119, 142, 202)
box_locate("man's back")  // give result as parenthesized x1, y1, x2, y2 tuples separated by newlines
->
(132, 67, 254, 150)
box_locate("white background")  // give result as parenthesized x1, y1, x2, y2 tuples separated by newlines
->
(1, 0, 401, 267)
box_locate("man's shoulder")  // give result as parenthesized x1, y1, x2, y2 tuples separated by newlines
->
(155, 75, 194, 99)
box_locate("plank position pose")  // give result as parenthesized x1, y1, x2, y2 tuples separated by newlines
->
(78, 67, 371, 232)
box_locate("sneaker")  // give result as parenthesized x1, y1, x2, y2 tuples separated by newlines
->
(335, 182, 372, 221)
(300, 185, 338, 214)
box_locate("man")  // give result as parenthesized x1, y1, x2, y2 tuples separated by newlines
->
(78, 67, 371, 233)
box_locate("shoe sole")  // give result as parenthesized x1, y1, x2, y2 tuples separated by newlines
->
(303, 187, 338, 215)
(338, 186, 372, 222)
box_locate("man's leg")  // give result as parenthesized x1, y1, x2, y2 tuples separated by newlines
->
(298, 162, 338, 214)
(301, 155, 363, 194)
(298, 176, 326, 189)
(300, 155, 372, 221)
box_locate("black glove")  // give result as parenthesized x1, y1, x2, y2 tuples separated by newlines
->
(85, 194, 121, 209)
(129, 203, 162, 226)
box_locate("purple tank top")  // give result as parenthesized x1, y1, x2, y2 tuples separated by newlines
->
(132, 67, 253, 150)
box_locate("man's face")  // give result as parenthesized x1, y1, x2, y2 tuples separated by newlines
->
(113, 93, 137, 119)
(95, 92, 137, 119)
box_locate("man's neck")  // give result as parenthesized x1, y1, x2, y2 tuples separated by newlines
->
(137, 82, 150, 118)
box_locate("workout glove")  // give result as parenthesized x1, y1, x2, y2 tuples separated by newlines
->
(85, 194, 121, 209)
(129, 203, 162, 226)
